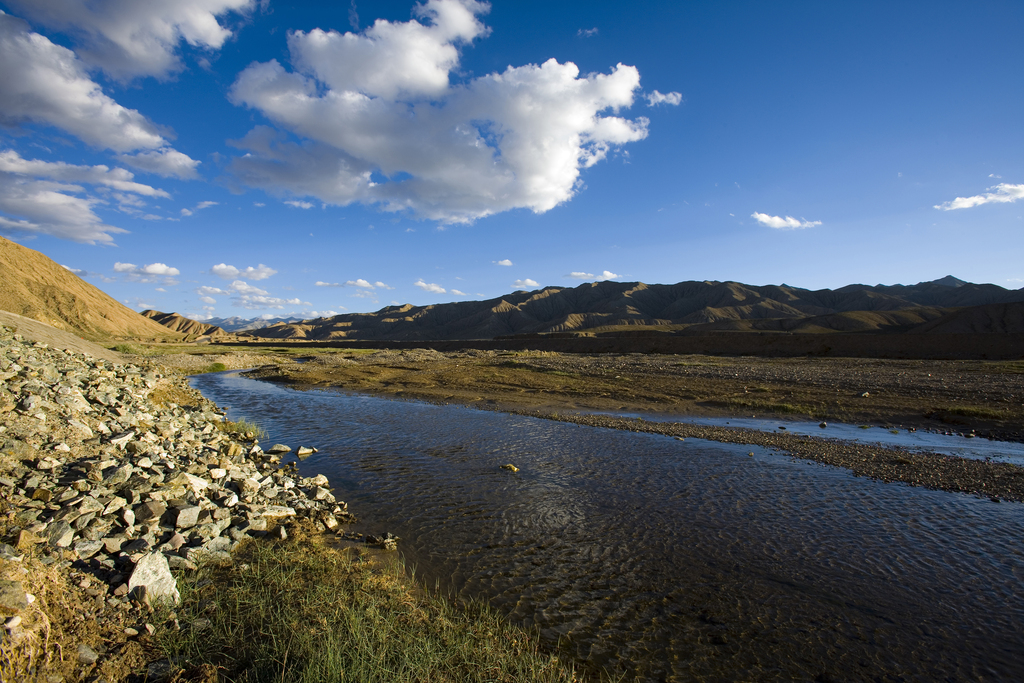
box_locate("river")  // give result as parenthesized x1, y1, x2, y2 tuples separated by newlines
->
(190, 370, 1024, 682)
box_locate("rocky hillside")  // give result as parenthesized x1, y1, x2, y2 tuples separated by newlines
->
(0, 324, 351, 680)
(246, 277, 1024, 341)
(140, 310, 225, 338)
(0, 237, 181, 342)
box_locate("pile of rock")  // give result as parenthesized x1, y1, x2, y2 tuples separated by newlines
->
(0, 325, 354, 619)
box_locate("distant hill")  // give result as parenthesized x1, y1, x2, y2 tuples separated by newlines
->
(206, 315, 307, 333)
(141, 310, 226, 338)
(244, 277, 1024, 341)
(0, 237, 182, 342)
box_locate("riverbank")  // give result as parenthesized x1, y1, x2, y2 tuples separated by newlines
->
(235, 347, 1024, 501)
(0, 328, 581, 682)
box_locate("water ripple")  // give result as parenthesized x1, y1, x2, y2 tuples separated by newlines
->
(192, 371, 1024, 682)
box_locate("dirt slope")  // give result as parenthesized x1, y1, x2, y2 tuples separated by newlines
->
(0, 310, 123, 362)
(0, 237, 180, 342)
(141, 310, 225, 337)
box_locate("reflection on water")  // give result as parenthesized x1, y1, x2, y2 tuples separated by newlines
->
(606, 412, 1024, 464)
(191, 371, 1024, 682)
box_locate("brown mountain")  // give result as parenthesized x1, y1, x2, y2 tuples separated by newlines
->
(245, 277, 1024, 341)
(141, 310, 226, 338)
(0, 237, 182, 342)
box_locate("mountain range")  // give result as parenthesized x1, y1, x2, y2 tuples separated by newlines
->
(243, 277, 1024, 340)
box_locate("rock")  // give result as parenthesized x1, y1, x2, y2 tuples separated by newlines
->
(239, 477, 261, 496)
(500, 463, 519, 472)
(296, 446, 314, 457)
(45, 521, 75, 548)
(173, 505, 201, 529)
(168, 533, 187, 550)
(134, 501, 167, 523)
(266, 444, 291, 454)
(819, 422, 828, 428)
(0, 580, 29, 612)
(262, 505, 296, 519)
(74, 540, 104, 559)
(77, 642, 99, 665)
(128, 553, 179, 606)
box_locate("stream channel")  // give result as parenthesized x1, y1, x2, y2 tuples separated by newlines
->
(190, 370, 1024, 682)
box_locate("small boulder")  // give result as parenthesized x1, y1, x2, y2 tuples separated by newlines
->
(128, 553, 179, 606)
(0, 580, 28, 612)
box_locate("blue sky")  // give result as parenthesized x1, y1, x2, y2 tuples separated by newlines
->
(0, 0, 1021, 322)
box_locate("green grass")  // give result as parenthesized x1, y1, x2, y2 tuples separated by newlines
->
(938, 405, 1008, 420)
(218, 417, 268, 441)
(706, 398, 810, 415)
(158, 533, 585, 683)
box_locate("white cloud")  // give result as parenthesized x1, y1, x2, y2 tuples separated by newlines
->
(0, 151, 170, 197)
(306, 310, 340, 318)
(254, 202, 265, 207)
(934, 183, 1024, 211)
(567, 270, 618, 281)
(414, 279, 446, 293)
(495, 258, 512, 266)
(751, 212, 822, 230)
(234, 294, 310, 310)
(374, 281, 394, 289)
(284, 200, 314, 209)
(196, 200, 218, 209)
(211, 263, 277, 280)
(0, 150, 175, 243)
(513, 278, 539, 289)
(0, 14, 169, 151)
(577, 27, 598, 38)
(228, 0, 649, 224)
(645, 90, 682, 106)
(117, 148, 200, 179)
(315, 281, 341, 287)
(347, 278, 373, 288)
(226, 279, 268, 296)
(199, 295, 217, 304)
(113, 261, 180, 284)
(5, 0, 256, 80)
(450, 288, 467, 296)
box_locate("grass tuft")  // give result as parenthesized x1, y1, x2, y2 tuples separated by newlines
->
(218, 417, 268, 440)
(159, 532, 583, 683)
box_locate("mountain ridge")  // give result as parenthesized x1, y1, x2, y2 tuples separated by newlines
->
(243, 276, 1024, 341)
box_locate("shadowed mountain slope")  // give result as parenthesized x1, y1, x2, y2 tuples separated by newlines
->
(141, 310, 225, 337)
(0, 237, 182, 342)
(245, 277, 1024, 341)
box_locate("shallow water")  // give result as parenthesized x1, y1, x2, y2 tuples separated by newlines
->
(611, 412, 1024, 464)
(191, 371, 1024, 682)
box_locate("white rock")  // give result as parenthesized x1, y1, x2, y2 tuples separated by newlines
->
(128, 553, 179, 606)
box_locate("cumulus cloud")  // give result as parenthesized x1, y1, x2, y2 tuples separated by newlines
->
(450, 288, 467, 296)
(751, 212, 822, 230)
(317, 278, 392, 290)
(210, 263, 277, 280)
(495, 259, 512, 266)
(0, 14, 171, 151)
(414, 279, 446, 293)
(113, 261, 180, 284)
(567, 270, 618, 281)
(227, 0, 649, 224)
(645, 90, 682, 106)
(0, 150, 174, 243)
(934, 183, 1024, 211)
(513, 278, 539, 289)
(234, 294, 309, 310)
(5, 0, 256, 80)
(284, 200, 314, 209)
(118, 148, 200, 179)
